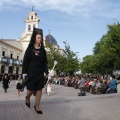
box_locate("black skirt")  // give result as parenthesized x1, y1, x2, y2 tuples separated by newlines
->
(27, 70, 45, 91)
(16, 83, 21, 89)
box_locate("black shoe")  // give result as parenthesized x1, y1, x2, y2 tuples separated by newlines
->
(25, 96, 30, 108)
(34, 106, 43, 114)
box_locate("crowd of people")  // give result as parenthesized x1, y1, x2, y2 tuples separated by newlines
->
(0, 73, 119, 96)
(0, 73, 22, 94)
(0, 73, 21, 82)
(51, 74, 119, 96)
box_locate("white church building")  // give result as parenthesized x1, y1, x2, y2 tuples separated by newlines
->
(0, 10, 65, 74)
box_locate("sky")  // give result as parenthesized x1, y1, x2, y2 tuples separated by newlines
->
(0, 0, 120, 60)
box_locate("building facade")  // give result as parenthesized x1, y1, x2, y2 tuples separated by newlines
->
(0, 40, 22, 74)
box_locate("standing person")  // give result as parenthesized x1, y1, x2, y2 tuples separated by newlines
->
(2, 74, 10, 93)
(79, 76, 86, 96)
(22, 28, 49, 114)
(16, 77, 22, 96)
(47, 81, 52, 96)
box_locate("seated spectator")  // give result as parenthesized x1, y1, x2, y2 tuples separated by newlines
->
(89, 79, 94, 92)
(95, 80, 102, 94)
(107, 75, 117, 93)
(74, 77, 80, 89)
(101, 79, 107, 94)
(85, 79, 90, 92)
(104, 80, 111, 94)
(90, 79, 97, 94)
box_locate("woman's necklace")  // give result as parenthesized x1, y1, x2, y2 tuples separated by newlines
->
(33, 44, 41, 56)
(33, 49, 40, 56)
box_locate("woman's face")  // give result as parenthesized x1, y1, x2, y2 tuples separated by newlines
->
(35, 34, 42, 44)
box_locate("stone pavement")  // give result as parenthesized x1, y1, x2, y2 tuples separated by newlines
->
(0, 81, 120, 120)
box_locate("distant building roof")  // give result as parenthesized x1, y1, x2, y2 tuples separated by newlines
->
(45, 34, 58, 45)
(0, 39, 23, 50)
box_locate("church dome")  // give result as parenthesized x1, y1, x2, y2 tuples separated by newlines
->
(45, 34, 58, 45)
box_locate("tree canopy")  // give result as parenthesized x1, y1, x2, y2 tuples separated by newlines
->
(45, 41, 80, 75)
(80, 22, 120, 74)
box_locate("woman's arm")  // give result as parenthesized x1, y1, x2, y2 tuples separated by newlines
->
(43, 49, 49, 75)
(22, 48, 31, 74)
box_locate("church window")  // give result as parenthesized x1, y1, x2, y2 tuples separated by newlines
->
(2, 51, 5, 56)
(31, 16, 33, 20)
(10, 54, 13, 59)
(17, 56, 19, 60)
(28, 25, 31, 31)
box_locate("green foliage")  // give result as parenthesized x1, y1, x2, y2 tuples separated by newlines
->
(63, 41, 80, 75)
(80, 22, 120, 74)
(45, 41, 80, 75)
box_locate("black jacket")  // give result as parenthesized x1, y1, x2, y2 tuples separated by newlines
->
(22, 46, 49, 75)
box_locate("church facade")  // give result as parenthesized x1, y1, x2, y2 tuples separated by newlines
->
(0, 10, 65, 74)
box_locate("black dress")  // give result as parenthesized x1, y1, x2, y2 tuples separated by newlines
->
(3, 79, 9, 89)
(22, 46, 48, 91)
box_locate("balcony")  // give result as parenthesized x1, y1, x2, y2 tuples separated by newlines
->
(0, 56, 8, 64)
(13, 59, 23, 66)
(0, 56, 23, 66)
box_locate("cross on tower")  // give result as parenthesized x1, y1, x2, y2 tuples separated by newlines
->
(32, 6, 35, 11)
(48, 29, 51, 35)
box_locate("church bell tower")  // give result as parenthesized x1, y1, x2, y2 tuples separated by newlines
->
(25, 10, 40, 34)
(19, 8, 40, 58)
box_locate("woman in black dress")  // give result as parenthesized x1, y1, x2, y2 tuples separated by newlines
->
(2, 74, 10, 93)
(22, 28, 49, 114)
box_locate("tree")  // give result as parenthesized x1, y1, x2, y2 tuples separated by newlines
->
(63, 41, 80, 75)
(45, 41, 80, 75)
(80, 22, 120, 74)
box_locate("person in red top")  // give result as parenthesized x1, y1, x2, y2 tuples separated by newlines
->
(85, 79, 90, 92)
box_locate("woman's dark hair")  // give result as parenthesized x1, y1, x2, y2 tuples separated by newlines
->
(3, 74, 8, 79)
(27, 28, 44, 49)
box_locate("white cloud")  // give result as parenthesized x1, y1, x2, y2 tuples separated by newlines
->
(0, 0, 120, 18)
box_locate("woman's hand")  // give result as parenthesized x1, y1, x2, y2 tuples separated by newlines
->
(22, 74, 27, 79)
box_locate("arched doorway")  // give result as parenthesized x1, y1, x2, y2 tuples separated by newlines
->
(16, 67, 19, 74)
(1, 65, 5, 74)
(8, 66, 13, 74)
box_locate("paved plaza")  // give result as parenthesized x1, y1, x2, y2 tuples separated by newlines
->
(0, 81, 120, 120)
